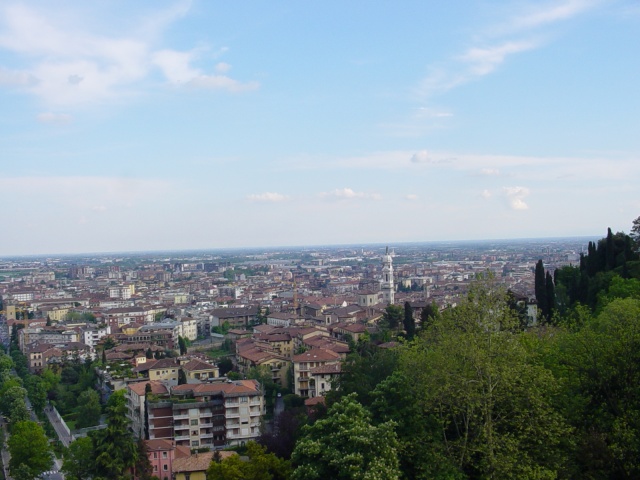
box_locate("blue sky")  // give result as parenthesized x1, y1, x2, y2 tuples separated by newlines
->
(1, 0, 639, 255)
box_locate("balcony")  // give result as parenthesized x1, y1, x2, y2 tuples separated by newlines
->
(173, 414, 189, 420)
(200, 433, 213, 439)
(175, 435, 190, 441)
(200, 422, 213, 428)
(174, 423, 189, 431)
(250, 410, 261, 417)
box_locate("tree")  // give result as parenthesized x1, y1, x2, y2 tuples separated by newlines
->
(178, 336, 187, 355)
(63, 437, 96, 480)
(25, 375, 47, 413)
(218, 357, 233, 376)
(76, 389, 102, 429)
(8, 421, 53, 478)
(535, 259, 548, 321)
(403, 301, 415, 340)
(552, 297, 640, 478)
(134, 438, 154, 480)
(91, 390, 138, 478)
(178, 368, 187, 385)
(291, 393, 400, 479)
(401, 280, 571, 478)
(0, 385, 27, 417)
(382, 304, 403, 330)
(207, 442, 291, 480)
(328, 342, 398, 408)
(420, 301, 439, 329)
(631, 215, 640, 251)
(545, 270, 556, 323)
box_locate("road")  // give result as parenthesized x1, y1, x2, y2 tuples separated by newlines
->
(44, 406, 74, 448)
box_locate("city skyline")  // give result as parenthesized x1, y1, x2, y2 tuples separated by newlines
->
(1, 1, 639, 255)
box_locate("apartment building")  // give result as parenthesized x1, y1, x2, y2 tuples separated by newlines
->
(293, 348, 341, 398)
(146, 380, 264, 449)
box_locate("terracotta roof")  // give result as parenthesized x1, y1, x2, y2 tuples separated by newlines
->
(172, 451, 214, 473)
(181, 358, 216, 372)
(293, 348, 341, 363)
(128, 380, 169, 396)
(145, 439, 174, 451)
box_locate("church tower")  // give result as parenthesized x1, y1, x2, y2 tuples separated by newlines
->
(381, 246, 395, 304)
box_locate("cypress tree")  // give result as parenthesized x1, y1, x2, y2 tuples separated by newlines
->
(403, 301, 415, 340)
(534, 260, 547, 321)
(545, 271, 556, 323)
(606, 228, 615, 270)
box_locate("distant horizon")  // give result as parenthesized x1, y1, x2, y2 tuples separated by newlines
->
(0, 234, 602, 260)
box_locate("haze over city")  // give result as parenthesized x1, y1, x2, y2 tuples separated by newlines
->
(1, 0, 639, 256)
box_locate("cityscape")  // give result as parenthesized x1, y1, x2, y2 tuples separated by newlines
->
(1, 0, 639, 478)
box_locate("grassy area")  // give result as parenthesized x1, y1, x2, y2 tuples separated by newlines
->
(206, 348, 231, 360)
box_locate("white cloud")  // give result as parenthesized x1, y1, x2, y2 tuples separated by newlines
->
(215, 62, 231, 73)
(479, 168, 500, 176)
(0, 67, 36, 86)
(320, 188, 381, 200)
(36, 112, 72, 124)
(0, 175, 169, 211)
(509, 0, 598, 31)
(188, 75, 259, 92)
(152, 49, 199, 84)
(247, 192, 289, 202)
(405, 194, 418, 201)
(481, 189, 492, 199)
(417, 0, 598, 98)
(459, 41, 538, 76)
(0, 3, 258, 106)
(410, 150, 430, 163)
(503, 186, 530, 210)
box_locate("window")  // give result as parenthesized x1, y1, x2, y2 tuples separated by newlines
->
(162, 452, 167, 459)
(191, 440, 199, 447)
(153, 453, 158, 459)
(240, 396, 248, 403)
(163, 464, 168, 471)
(154, 465, 158, 471)
(185, 475, 191, 480)
(190, 419, 198, 426)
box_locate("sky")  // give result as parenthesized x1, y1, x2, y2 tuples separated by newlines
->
(1, 0, 639, 255)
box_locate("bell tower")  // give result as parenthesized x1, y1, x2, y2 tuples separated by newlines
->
(381, 246, 395, 304)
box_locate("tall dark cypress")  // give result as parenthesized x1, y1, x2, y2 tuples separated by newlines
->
(545, 271, 556, 323)
(606, 227, 615, 270)
(534, 260, 547, 322)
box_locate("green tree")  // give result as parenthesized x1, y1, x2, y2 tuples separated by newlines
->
(403, 301, 415, 340)
(291, 393, 400, 480)
(0, 385, 27, 416)
(91, 390, 138, 479)
(134, 438, 154, 480)
(25, 375, 47, 413)
(401, 280, 571, 478)
(420, 301, 439, 329)
(8, 421, 53, 478)
(631, 215, 640, 251)
(62, 437, 96, 480)
(382, 304, 403, 330)
(76, 389, 102, 429)
(535, 259, 548, 321)
(207, 442, 291, 480)
(178, 368, 187, 385)
(552, 297, 640, 478)
(177, 336, 186, 355)
(328, 342, 398, 408)
(545, 270, 556, 322)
